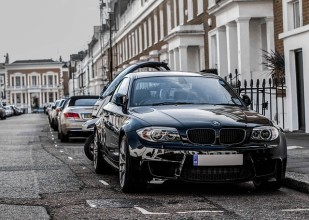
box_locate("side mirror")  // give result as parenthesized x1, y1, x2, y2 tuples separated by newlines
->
(51, 105, 56, 110)
(114, 93, 127, 107)
(242, 94, 251, 106)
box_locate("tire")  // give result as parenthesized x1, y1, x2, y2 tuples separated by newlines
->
(53, 120, 58, 131)
(84, 134, 94, 161)
(119, 135, 147, 193)
(60, 130, 69, 142)
(93, 132, 105, 174)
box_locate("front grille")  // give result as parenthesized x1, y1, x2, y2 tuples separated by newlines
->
(187, 129, 216, 144)
(220, 129, 246, 144)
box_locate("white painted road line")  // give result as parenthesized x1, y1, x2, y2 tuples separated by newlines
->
(68, 157, 73, 160)
(55, 145, 58, 147)
(176, 210, 224, 214)
(99, 180, 109, 186)
(287, 146, 304, 150)
(60, 150, 64, 153)
(282, 208, 309, 212)
(134, 207, 169, 215)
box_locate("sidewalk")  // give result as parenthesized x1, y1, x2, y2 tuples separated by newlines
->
(283, 132, 309, 193)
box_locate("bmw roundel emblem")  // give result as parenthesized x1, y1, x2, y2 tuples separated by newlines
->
(211, 121, 221, 126)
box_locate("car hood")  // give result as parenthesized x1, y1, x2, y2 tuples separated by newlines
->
(130, 105, 271, 128)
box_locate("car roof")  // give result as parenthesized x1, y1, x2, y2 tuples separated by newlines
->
(127, 71, 220, 79)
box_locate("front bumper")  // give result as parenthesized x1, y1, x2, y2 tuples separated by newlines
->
(128, 133, 287, 183)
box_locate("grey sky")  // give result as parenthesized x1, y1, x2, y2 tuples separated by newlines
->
(0, 0, 100, 63)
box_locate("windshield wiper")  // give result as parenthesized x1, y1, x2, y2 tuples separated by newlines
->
(151, 102, 195, 106)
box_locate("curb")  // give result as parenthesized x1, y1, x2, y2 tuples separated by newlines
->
(283, 172, 309, 194)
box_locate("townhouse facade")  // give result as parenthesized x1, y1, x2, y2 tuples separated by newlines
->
(5, 59, 67, 112)
(70, 0, 215, 97)
(71, 0, 308, 133)
(278, 0, 309, 132)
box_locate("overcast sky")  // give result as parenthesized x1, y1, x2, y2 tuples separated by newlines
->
(0, 0, 100, 63)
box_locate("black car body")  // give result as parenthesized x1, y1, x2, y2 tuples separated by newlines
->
(0, 103, 6, 120)
(94, 72, 287, 193)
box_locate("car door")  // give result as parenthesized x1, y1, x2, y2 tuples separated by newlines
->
(103, 77, 130, 162)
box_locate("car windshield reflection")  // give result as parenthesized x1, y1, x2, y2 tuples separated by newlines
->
(130, 76, 243, 107)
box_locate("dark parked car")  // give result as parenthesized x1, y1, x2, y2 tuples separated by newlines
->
(93, 72, 287, 193)
(82, 61, 170, 161)
(0, 103, 6, 120)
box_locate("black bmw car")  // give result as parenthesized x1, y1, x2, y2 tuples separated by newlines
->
(94, 72, 287, 193)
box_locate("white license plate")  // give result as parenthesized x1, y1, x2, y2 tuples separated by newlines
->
(82, 113, 92, 119)
(193, 154, 243, 166)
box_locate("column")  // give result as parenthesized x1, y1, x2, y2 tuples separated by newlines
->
(226, 22, 238, 75)
(217, 27, 228, 76)
(167, 1, 172, 33)
(159, 8, 164, 40)
(265, 17, 275, 53)
(199, 46, 205, 71)
(236, 17, 251, 80)
(173, 0, 178, 28)
(169, 50, 175, 70)
(40, 91, 42, 107)
(28, 92, 31, 112)
(179, 46, 188, 71)
(14, 93, 17, 105)
(174, 48, 180, 71)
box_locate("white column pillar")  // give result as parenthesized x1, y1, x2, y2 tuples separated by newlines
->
(10, 92, 13, 104)
(14, 93, 17, 105)
(28, 92, 31, 113)
(173, 0, 177, 28)
(179, 46, 188, 71)
(174, 48, 180, 71)
(167, 1, 172, 33)
(265, 17, 275, 53)
(226, 22, 238, 75)
(169, 50, 175, 70)
(199, 46, 205, 71)
(217, 27, 228, 77)
(40, 91, 42, 107)
(236, 17, 251, 80)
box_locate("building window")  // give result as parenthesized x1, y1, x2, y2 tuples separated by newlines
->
(187, 0, 194, 21)
(48, 92, 53, 102)
(31, 76, 37, 86)
(293, 0, 300, 28)
(287, 0, 302, 31)
(16, 76, 21, 87)
(197, 0, 203, 15)
(48, 75, 53, 86)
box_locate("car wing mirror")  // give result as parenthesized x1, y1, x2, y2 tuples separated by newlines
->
(114, 93, 127, 107)
(242, 94, 251, 106)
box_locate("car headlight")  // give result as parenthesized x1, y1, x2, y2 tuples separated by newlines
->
(251, 126, 279, 141)
(136, 127, 181, 142)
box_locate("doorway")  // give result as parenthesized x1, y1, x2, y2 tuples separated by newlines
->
(295, 49, 305, 131)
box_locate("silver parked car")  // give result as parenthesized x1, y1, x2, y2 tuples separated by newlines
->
(49, 99, 67, 131)
(57, 96, 99, 142)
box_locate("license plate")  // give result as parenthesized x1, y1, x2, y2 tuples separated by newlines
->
(193, 154, 243, 166)
(82, 113, 92, 119)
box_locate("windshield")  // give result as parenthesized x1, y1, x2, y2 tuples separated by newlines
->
(130, 76, 242, 107)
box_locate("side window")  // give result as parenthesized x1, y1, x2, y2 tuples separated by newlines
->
(111, 78, 130, 103)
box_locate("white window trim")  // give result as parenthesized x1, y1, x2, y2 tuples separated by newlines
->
(283, 0, 303, 32)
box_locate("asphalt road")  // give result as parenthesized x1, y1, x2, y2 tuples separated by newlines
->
(0, 114, 309, 220)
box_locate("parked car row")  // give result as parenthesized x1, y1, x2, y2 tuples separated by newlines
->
(0, 103, 24, 119)
(49, 61, 288, 194)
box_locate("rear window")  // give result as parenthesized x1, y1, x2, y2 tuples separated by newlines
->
(69, 98, 98, 106)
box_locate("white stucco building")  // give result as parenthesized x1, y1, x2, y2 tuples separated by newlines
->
(279, 0, 309, 132)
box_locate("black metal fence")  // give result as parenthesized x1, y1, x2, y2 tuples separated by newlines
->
(224, 70, 287, 129)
